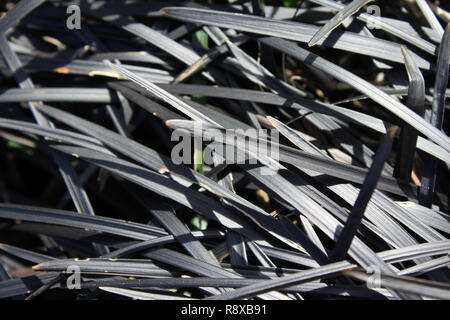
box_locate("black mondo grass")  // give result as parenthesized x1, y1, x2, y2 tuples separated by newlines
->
(0, 0, 449, 302)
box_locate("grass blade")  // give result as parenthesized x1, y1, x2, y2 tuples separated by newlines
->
(329, 128, 397, 262)
(308, 0, 374, 47)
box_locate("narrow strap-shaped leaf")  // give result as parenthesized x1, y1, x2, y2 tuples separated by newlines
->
(0, 118, 108, 153)
(329, 128, 397, 262)
(25, 273, 65, 300)
(204, 261, 355, 300)
(226, 230, 248, 266)
(108, 83, 183, 121)
(0, 273, 60, 299)
(35, 251, 242, 279)
(78, 277, 385, 299)
(0, 243, 54, 264)
(345, 269, 450, 300)
(143, 248, 241, 279)
(309, 0, 374, 47)
(131, 190, 220, 266)
(259, 37, 450, 154)
(246, 241, 277, 268)
(400, 203, 450, 234)
(105, 61, 222, 127)
(0, 87, 114, 104)
(89, 51, 167, 65)
(279, 216, 329, 265)
(0, 0, 46, 34)
(378, 240, 450, 264)
(415, 0, 444, 38)
(99, 286, 196, 300)
(308, 0, 436, 55)
(394, 46, 425, 181)
(8, 54, 174, 82)
(0, 263, 11, 281)
(419, 24, 450, 207)
(160, 6, 430, 68)
(102, 231, 223, 259)
(0, 203, 168, 240)
(33, 258, 176, 277)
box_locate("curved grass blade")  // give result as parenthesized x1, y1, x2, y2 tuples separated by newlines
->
(247, 241, 278, 268)
(0, 118, 111, 154)
(78, 276, 385, 299)
(0, 88, 114, 104)
(143, 248, 241, 279)
(259, 37, 450, 154)
(9, 54, 174, 82)
(0, 204, 168, 240)
(378, 240, 450, 264)
(308, 0, 436, 55)
(102, 231, 223, 259)
(329, 128, 397, 262)
(32, 258, 175, 277)
(99, 286, 196, 300)
(394, 46, 425, 181)
(104, 61, 222, 127)
(0, 0, 46, 34)
(415, 0, 444, 38)
(0, 34, 109, 255)
(25, 273, 65, 300)
(130, 190, 220, 266)
(160, 7, 430, 68)
(344, 269, 450, 300)
(0, 243, 54, 264)
(398, 256, 450, 277)
(204, 261, 355, 300)
(34, 252, 242, 279)
(226, 230, 248, 266)
(400, 203, 450, 234)
(419, 24, 450, 207)
(108, 83, 183, 122)
(0, 273, 60, 299)
(308, 0, 374, 47)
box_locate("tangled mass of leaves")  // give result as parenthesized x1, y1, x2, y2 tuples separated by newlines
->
(0, 0, 449, 300)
